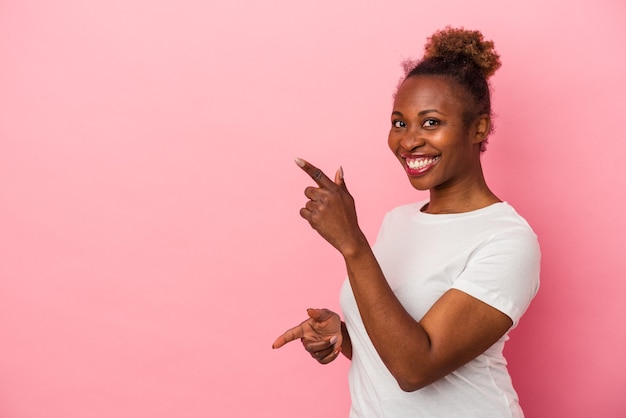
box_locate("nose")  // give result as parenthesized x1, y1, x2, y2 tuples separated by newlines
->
(399, 128, 425, 151)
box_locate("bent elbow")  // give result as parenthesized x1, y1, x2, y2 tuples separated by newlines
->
(386, 353, 441, 392)
(397, 380, 425, 393)
(395, 374, 431, 392)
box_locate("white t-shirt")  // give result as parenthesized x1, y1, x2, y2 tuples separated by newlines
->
(339, 201, 540, 418)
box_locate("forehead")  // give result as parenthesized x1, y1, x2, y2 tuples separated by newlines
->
(393, 75, 468, 114)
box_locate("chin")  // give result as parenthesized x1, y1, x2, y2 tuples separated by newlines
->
(408, 178, 432, 191)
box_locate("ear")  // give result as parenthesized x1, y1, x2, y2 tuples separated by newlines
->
(472, 114, 491, 144)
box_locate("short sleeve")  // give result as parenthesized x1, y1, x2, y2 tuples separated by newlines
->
(451, 227, 541, 327)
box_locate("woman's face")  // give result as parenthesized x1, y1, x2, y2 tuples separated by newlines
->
(388, 75, 487, 191)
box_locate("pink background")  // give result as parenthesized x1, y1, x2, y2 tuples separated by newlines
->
(1, 0, 625, 417)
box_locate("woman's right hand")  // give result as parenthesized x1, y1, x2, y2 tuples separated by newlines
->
(272, 308, 343, 364)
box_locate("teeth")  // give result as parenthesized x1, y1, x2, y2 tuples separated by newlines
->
(407, 156, 439, 169)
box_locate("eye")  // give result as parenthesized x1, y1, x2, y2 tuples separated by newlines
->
(422, 119, 440, 129)
(392, 119, 406, 128)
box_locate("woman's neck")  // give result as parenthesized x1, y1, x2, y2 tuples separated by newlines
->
(423, 172, 500, 214)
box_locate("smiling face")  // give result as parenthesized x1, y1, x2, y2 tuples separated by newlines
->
(388, 75, 489, 192)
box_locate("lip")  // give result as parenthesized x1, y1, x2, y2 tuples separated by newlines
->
(402, 153, 440, 176)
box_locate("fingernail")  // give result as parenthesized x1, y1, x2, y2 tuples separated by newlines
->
(330, 336, 338, 345)
(339, 166, 344, 180)
(294, 157, 305, 167)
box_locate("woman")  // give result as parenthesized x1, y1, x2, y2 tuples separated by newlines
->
(273, 27, 540, 417)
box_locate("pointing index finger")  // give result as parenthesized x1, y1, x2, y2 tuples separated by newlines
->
(295, 157, 333, 187)
(272, 324, 305, 349)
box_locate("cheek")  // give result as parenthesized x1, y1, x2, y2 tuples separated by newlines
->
(387, 131, 397, 152)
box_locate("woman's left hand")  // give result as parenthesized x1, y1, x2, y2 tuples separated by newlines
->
(295, 158, 366, 257)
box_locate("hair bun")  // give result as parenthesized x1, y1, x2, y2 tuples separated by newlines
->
(423, 26, 501, 79)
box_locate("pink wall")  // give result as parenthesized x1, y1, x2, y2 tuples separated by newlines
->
(1, 0, 624, 417)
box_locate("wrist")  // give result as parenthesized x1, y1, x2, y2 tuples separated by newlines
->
(339, 232, 370, 259)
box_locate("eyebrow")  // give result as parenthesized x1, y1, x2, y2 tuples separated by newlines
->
(391, 109, 446, 117)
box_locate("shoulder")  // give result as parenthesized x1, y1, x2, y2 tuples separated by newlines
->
(490, 202, 536, 231)
(486, 203, 540, 251)
(449, 202, 539, 241)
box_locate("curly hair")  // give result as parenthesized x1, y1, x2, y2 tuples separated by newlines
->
(402, 27, 502, 150)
